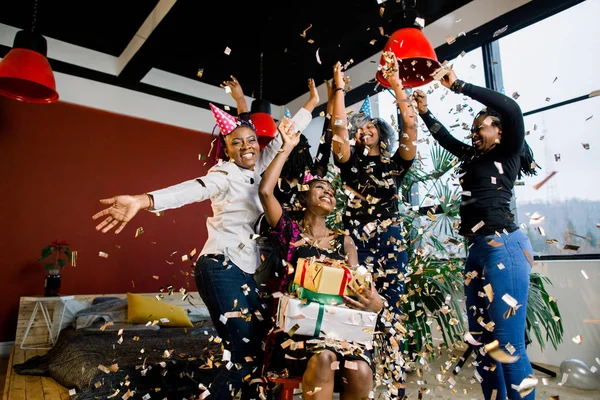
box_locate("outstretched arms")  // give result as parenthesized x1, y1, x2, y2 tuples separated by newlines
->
(331, 62, 352, 164)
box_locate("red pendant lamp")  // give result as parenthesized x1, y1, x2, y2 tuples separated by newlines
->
(250, 52, 277, 149)
(0, 0, 58, 103)
(375, 8, 440, 89)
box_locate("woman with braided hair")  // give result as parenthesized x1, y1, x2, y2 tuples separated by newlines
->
(413, 68, 539, 400)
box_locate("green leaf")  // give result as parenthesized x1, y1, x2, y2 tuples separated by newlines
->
(57, 259, 66, 268)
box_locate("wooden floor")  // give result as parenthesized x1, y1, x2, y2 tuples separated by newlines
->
(2, 347, 69, 400)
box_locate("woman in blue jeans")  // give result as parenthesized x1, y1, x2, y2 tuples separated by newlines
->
(413, 68, 539, 399)
(331, 54, 416, 332)
(92, 103, 311, 399)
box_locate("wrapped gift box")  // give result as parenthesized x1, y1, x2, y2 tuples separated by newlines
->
(296, 286, 344, 306)
(294, 258, 370, 296)
(276, 294, 377, 344)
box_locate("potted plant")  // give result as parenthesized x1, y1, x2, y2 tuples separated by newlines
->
(39, 240, 72, 296)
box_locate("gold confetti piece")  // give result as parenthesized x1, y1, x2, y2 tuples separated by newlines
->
(300, 23, 313, 38)
(224, 47, 231, 55)
(369, 39, 377, 45)
(471, 221, 485, 233)
(505, 342, 516, 355)
(71, 250, 77, 267)
(182, 254, 189, 262)
(99, 251, 109, 258)
(483, 284, 494, 302)
(532, 171, 557, 190)
(572, 335, 583, 344)
(199, 389, 210, 400)
(307, 39, 315, 44)
(563, 244, 580, 251)
(306, 387, 322, 395)
(98, 364, 111, 374)
(445, 35, 456, 45)
(152, 275, 159, 280)
(135, 227, 144, 238)
(502, 293, 518, 308)
(197, 68, 204, 78)
(485, 340, 519, 363)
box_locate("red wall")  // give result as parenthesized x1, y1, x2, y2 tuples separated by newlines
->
(0, 96, 215, 342)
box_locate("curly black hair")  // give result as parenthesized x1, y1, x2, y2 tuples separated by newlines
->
(348, 113, 400, 160)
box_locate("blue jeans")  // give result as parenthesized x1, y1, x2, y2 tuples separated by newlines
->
(465, 229, 534, 400)
(194, 255, 269, 400)
(354, 224, 408, 315)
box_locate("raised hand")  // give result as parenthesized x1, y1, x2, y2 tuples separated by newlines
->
(344, 283, 383, 313)
(92, 195, 148, 234)
(325, 78, 333, 100)
(412, 89, 428, 114)
(381, 51, 403, 89)
(277, 117, 300, 151)
(333, 61, 345, 91)
(440, 67, 458, 90)
(220, 75, 244, 102)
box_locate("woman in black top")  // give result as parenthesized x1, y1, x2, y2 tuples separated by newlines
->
(413, 69, 538, 400)
(332, 53, 417, 331)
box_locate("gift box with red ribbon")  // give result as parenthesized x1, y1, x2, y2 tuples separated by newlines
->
(293, 258, 369, 296)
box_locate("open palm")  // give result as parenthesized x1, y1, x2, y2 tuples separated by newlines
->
(92, 195, 144, 234)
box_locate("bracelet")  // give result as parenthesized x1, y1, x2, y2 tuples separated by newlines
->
(450, 79, 465, 93)
(334, 87, 345, 94)
(145, 193, 154, 210)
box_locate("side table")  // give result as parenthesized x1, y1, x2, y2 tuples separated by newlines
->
(20, 295, 75, 349)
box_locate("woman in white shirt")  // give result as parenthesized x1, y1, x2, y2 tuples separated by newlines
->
(92, 104, 311, 399)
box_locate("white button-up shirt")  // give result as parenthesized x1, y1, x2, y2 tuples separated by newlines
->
(149, 108, 312, 274)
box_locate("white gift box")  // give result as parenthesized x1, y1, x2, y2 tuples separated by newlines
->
(276, 294, 377, 344)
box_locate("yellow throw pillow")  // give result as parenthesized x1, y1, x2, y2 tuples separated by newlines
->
(127, 293, 193, 327)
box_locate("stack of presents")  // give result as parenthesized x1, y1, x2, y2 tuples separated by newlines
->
(276, 257, 378, 344)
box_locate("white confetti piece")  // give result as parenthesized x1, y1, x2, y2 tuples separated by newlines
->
(572, 335, 583, 344)
(497, 263, 505, 270)
(502, 293, 518, 308)
(471, 221, 485, 233)
(219, 314, 228, 325)
(581, 270, 589, 280)
(494, 161, 504, 174)
(99, 251, 109, 258)
(224, 47, 231, 55)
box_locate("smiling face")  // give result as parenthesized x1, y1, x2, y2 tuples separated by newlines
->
(471, 115, 502, 152)
(224, 126, 260, 170)
(304, 180, 335, 214)
(354, 120, 380, 148)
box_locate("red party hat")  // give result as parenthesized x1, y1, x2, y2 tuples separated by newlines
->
(210, 103, 238, 135)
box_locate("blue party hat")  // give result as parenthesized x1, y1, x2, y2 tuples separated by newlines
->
(359, 96, 372, 118)
(284, 108, 292, 118)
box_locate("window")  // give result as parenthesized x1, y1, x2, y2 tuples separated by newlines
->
(497, 0, 600, 113)
(514, 96, 600, 255)
(496, 0, 600, 256)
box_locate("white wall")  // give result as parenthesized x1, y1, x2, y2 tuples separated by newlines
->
(527, 260, 600, 368)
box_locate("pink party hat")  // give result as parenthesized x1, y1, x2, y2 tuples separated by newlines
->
(210, 103, 238, 135)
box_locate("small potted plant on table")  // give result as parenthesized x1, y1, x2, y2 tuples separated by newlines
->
(39, 240, 72, 296)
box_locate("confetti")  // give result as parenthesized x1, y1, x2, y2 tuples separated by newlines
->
(197, 68, 204, 78)
(330, 361, 340, 370)
(494, 161, 504, 174)
(69, 389, 77, 396)
(512, 92, 520, 99)
(224, 47, 231, 55)
(485, 340, 519, 363)
(300, 24, 313, 38)
(583, 143, 590, 150)
(502, 293, 518, 308)
(306, 387, 322, 395)
(572, 335, 583, 344)
(493, 25, 509, 37)
(532, 171, 557, 190)
(585, 115, 593, 121)
(99, 251, 109, 258)
(563, 244, 580, 251)
(315, 48, 322, 64)
(345, 361, 358, 370)
(471, 221, 485, 233)
(515, 375, 538, 397)
(581, 270, 589, 280)
(497, 263, 505, 270)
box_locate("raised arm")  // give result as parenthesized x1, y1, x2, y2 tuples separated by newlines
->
(331, 62, 351, 164)
(221, 75, 248, 114)
(258, 119, 301, 227)
(412, 89, 471, 158)
(383, 52, 417, 161)
(313, 79, 335, 176)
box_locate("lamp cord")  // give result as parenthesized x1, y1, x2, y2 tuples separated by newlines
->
(31, 0, 38, 32)
(259, 51, 264, 100)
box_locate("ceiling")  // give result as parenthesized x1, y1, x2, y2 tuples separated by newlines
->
(0, 0, 473, 107)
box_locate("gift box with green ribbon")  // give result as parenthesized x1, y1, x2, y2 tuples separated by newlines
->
(294, 285, 344, 306)
(276, 294, 377, 344)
